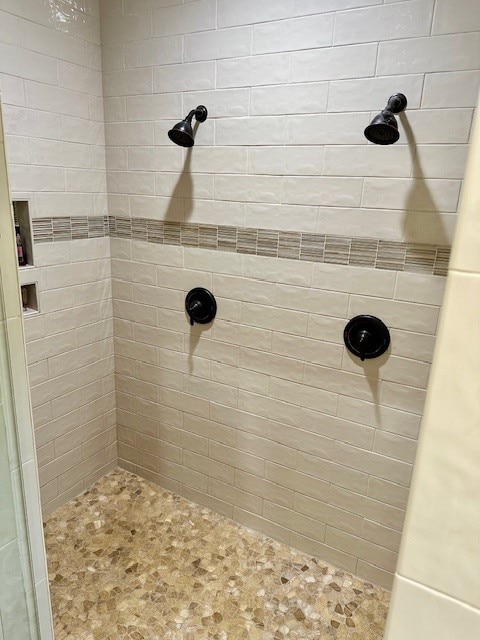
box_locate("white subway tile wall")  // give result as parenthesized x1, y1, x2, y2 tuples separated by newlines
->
(0, 0, 477, 592)
(110, 238, 445, 588)
(0, 0, 116, 515)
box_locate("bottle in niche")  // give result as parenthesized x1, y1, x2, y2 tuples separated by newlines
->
(15, 224, 26, 266)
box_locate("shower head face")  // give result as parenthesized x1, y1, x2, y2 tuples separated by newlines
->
(168, 120, 194, 147)
(364, 110, 400, 145)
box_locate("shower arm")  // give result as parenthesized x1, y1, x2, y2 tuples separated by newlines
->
(185, 106, 208, 124)
(384, 93, 407, 114)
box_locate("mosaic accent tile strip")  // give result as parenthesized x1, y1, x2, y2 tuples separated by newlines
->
(32, 215, 451, 276)
(44, 468, 390, 640)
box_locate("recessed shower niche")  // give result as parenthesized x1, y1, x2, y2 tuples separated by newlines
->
(13, 200, 34, 269)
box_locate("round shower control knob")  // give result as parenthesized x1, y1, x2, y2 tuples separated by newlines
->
(343, 315, 390, 361)
(185, 288, 217, 326)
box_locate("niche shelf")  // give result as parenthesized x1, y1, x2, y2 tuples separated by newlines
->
(21, 282, 40, 316)
(13, 200, 34, 269)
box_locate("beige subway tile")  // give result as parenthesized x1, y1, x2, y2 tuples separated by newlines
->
(233, 507, 292, 546)
(342, 352, 430, 389)
(330, 485, 405, 532)
(136, 432, 182, 465)
(135, 362, 183, 391)
(394, 272, 446, 306)
(157, 347, 210, 379)
(235, 469, 294, 509)
(209, 441, 265, 477)
(306, 314, 345, 345)
(183, 413, 236, 446)
(334, 441, 413, 487)
(303, 363, 375, 403)
(243, 254, 313, 287)
(54, 415, 105, 457)
(117, 408, 160, 438)
(240, 348, 304, 382)
(158, 458, 208, 492)
(272, 333, 342, 368)
(367, 476, 409, 511)
(337, 395, 421, 439)
(134, 323, 184, 352)
(184, 247, 244, 276)
(290, 533, 357, 575)
(38, 446, 82, 486)
(356, 560, 393, 590)
(301, 408, 374, 450)
(374, 430, 417, 465)
(159, 423, 208, 456)
(380, 381, 427, 415)
(182, 486, 233, 519)
(213, 274, 277, 304)
(275, 284, 349, 317)
(238, 390, 302, 428)
(210, 361, 270, 395)
(210, 402, 268, 437)
(296, 452, 369, 494)
(212, 320, 272, 351)
(185, 337, 240, 366)
(326, 526, 398, 573)
(183, 450, 234, 485)
(265, 462, 329, 503)
(209, 478, 263, 514)
(264, 501, 326, 542)
(266, 416, 334, 459)
(264, 433, 297, 469)
(184, 376, 238, 408)
(114, 336, 158, 364)
(362, 520, 402, 552)
(116, 374, 159, 403)
(159, 387, 210, 418)
(241, 302, 308, 336)
(348, 295, 439, 334)
(294, 493, 363, 535)
(123, 444, 157, 474)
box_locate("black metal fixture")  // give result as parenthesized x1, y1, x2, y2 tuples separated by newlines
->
(344, 315, 390, 361)
(168, 105, 208, 147)
(364, 93, 407, 145)
(185, 288, 217, 326)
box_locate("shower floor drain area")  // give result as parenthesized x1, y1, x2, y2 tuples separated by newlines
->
(44, 469, 389, 640)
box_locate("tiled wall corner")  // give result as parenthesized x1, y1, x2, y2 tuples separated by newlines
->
(100, 0, 479, 588)
(0, 0, 116, 515)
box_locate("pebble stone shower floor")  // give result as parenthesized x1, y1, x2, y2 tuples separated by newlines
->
(44, 469, 390, 640)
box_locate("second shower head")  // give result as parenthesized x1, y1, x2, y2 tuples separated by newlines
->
(168, 105, 208, 147)
(364, 93, 407, 145)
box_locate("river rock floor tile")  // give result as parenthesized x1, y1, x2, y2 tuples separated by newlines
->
(44, 469, 390, 640)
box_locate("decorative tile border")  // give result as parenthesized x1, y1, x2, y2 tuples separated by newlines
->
(32, 215, 450, 276)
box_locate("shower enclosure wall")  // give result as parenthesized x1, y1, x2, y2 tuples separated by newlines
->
(0, 0, 478, 596)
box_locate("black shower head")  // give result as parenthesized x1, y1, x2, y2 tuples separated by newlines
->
(364, 93, 407, 145)
(168, 105, 208, 147)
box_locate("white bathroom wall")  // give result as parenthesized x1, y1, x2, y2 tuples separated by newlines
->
(102, 0, 479, 243)
(384, 94, 480, 639)
(0, 0, 116, 513)
(101, 0, 479, 588)
(0, 97, 54, 639)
